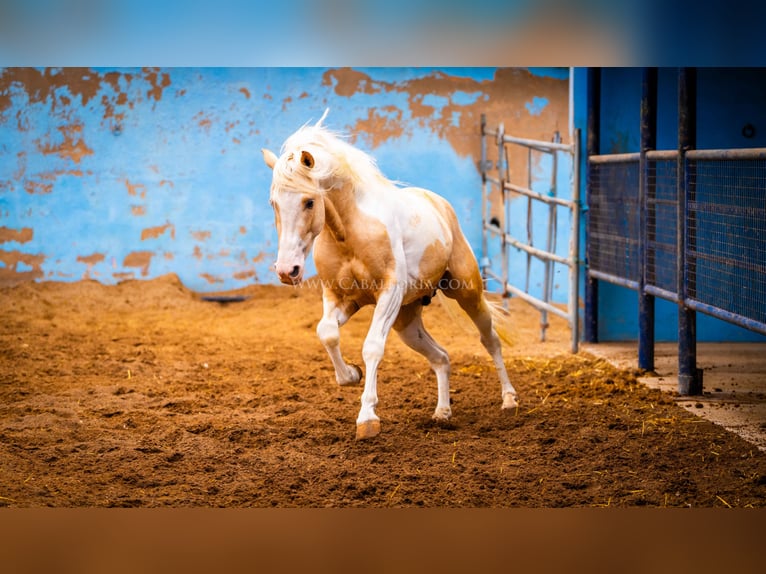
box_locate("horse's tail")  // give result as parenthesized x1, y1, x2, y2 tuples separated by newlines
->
(485, 297, 516, 347)
(435, 291, 515, 347)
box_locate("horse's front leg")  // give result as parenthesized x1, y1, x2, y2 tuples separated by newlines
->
(356, 283, 404, 440)
(316, 292, 362, 386)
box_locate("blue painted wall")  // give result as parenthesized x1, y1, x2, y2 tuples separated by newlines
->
(574, 67, 766, 343)
(0, 67, 569, 293)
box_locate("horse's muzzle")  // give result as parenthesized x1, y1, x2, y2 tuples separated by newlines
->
(276, 262, 303, 285)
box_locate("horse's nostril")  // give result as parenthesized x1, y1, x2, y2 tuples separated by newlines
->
(289, 265, 301, 278)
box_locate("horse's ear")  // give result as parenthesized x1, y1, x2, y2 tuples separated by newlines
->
(300, 150, 315, 169)
(262, 148, 278, 169)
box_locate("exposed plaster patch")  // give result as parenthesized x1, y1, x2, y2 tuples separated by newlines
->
(131, 205, 147, 216)
(141, 222, 176, 241)
(234, 270, 256, 280)
(125, 180, 147, 198)
(323, 67, 568, 221)
(191, 231, 211, 241)
(24, 180, 53, 195)
(200, 273, 223, 284)
(36, 123, 93, 164)
(0, 227, 33, 244)
(239, 87, 251, 99)
(77, 253, 105, 265)
(77, 253, 105, 279)
(321, 68, 383, 97)
(0, 250, 45, 284)
(353, 106, 405, 148)
(144, 68, 172, 102)
(123, 251, 153, 277)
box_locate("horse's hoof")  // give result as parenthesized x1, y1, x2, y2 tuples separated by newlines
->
(502, 392, 519, 410)
(355, 419, 381, 440)
(338, 364, 363, 386)
(432, 407, 452, 421)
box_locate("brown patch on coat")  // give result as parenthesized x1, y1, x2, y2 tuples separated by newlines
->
(313, 186, 395, 307)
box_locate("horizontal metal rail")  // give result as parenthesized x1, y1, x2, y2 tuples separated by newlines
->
(501, 133, 574, 152)
(644, 284, 679, 303)
(589, 152, 641, 164)
(505, 233, 572, 267)
(592, 147, 766, 163)
(484, 223, 503, 236)
(587, 269, 640, 291)
(646, 150, 679, 160)
(503, 181, 576, 208)
(484, 268, 503, 284)
(687, 147, 766, 160)
(686, 299, 766, 336)
(504, 283, 570, 321)
(689, 201, 766, 221)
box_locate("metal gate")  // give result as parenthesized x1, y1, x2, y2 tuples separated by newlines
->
(479, 114, 581, 353)
(586, 67, 766, 395)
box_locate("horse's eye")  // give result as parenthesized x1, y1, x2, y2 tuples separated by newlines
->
(305, 199, 314, 210)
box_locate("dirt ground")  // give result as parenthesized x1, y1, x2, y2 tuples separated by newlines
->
(1, 274, 765, 508)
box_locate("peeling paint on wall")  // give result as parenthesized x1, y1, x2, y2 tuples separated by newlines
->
(0, 67, 568, 292)
(0, 226, 33, 243)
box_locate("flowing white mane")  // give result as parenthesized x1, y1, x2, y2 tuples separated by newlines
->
(272, 110, 395, 194)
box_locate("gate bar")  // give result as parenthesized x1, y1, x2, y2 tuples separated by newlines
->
(677, 67, 703, 395)
(584, 67, 600, 343)
(638, 67, 657, 372)
(504, 233, 572, 266)
(503, 181, 576, 208)
(505, 283, 570, 321)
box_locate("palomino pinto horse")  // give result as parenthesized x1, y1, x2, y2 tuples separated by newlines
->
(262, 111, 519, 439)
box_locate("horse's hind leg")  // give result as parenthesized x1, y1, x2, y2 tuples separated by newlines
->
(394, 302, 452, 420)
(316, 292, 363, 386)
(442, 266, 519, 410)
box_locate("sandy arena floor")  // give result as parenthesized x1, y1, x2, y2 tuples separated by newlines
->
(1, 275, 765, 507)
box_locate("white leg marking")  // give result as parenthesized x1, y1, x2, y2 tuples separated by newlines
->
(316, 294, 362, 386)
(356, 285, 403, 439)
(395, 308, 452, 420)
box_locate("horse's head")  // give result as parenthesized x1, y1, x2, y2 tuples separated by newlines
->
(262, 146, 325, 285)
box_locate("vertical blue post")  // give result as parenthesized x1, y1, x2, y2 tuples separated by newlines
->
(677, 67, 703, 395)
(638, 68, 657, 372)
(584, 67, 600, 343)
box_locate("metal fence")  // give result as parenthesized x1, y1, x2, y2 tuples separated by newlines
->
(480, 115, 581, 353)
(587, 146, 766, 391)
